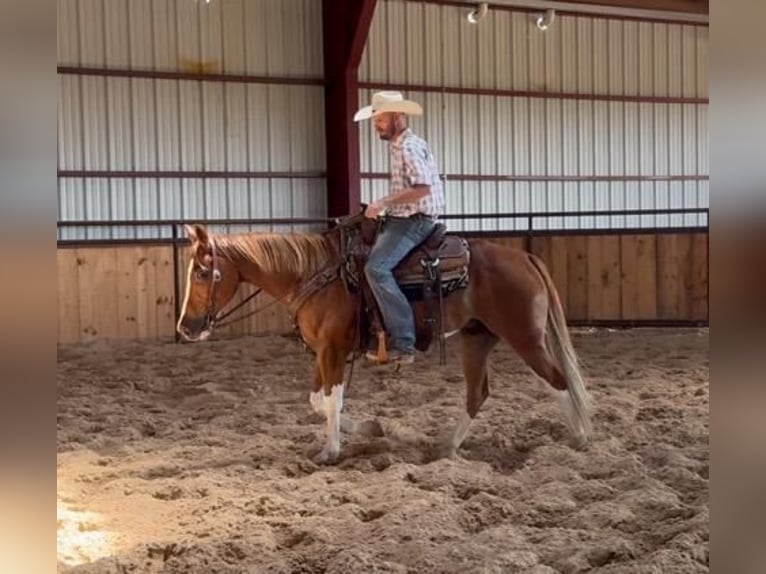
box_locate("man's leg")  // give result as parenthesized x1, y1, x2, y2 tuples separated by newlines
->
(364, 217, 435, 358)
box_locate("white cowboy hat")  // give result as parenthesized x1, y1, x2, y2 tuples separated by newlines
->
(353, 90, 423, 122)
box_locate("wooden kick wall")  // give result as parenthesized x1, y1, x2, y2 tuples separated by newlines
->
(489, 233, 708, 323)
(57, 232, 708, 344)
(57, 245, 176, 343)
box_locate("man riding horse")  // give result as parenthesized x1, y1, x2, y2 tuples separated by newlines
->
(353, 91, 446, 365)
(176, 92, 591, 464)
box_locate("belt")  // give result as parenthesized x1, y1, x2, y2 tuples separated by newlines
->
(389, 213, 435, 220)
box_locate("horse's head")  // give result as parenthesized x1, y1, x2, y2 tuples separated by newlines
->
(176, 224, 240, 342)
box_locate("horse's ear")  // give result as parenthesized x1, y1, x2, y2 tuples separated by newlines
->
(184, 224, 208, 245)
(184, 224, 197, 242)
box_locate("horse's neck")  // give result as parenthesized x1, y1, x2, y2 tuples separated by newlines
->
(236, 261, 302, 303)
(224, 231, 339, 304)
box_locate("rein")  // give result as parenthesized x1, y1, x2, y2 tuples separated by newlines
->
(210, 287, 265, 329)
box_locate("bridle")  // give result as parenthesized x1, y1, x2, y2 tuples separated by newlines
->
(193, 240, 264, 331)
(202, 240, 223, 325)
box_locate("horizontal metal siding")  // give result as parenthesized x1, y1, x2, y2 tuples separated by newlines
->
(57, 0, 326, 240)
(58, 178, 328, 240)
(58, 78, 327, 238)
(57, 0, 323, 76)
(358, 94, 707, 233)
(359, 0, 709, 232)
(59, 79, 326, 173)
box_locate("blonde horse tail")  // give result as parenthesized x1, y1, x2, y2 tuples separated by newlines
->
(528, 254, 592, 441)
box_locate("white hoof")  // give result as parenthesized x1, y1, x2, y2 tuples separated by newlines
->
(431, 440, 458, 461)
(570, 431, 589, 451)
(314, 446, 340, 465)
(340, 417, 384, 437)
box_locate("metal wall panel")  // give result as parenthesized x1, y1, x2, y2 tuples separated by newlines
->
(58, 81, 326, 208)
(57, 0, 324, 76)
(359, 0, 709, 232)
(57, 0, 326, 240)
(58, 177, 328, 240)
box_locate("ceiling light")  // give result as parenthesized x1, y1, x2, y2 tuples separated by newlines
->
(536, 8, 555, 31)
(467, 2, 489, 24)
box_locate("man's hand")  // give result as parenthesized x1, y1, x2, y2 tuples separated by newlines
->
(364, 200, 386, 219)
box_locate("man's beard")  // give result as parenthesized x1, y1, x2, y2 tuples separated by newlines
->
(377, 123, 396, 140)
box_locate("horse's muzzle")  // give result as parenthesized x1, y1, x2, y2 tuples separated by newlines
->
(177, 316, 213, 342)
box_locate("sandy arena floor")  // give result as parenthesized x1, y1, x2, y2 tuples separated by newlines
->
(57, 327, 708, 573)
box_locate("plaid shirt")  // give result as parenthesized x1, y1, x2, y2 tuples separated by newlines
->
(387, 129, 445, 219)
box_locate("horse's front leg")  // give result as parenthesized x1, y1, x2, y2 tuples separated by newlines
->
(313, 346, 347, 464)
(309, 359, 383, 448)
(309, 363, 325, 417)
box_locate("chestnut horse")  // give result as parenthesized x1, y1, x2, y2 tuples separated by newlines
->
(177, 222, 591, 464)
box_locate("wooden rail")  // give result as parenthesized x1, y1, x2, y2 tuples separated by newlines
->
(57, 230, 707, 344)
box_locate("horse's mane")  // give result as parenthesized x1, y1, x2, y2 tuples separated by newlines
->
(212, 231, 338, 280)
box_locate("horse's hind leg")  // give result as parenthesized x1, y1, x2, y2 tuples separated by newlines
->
(440, 321, 499, 458)
(511, 339, 589, 449)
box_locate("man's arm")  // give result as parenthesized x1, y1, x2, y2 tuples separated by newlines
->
(380, 185, 430, 206)
(365, 185, 430, 218)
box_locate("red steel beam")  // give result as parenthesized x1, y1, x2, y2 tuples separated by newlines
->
(558, 0, 707, 16)
(359, 81, 708, 105)
(57, 170, 325, 179)
(362, 173, 709, 182)
(414, 0, 708, 26)
(322, 0, 377, 219)
(57, 66, 325, 86)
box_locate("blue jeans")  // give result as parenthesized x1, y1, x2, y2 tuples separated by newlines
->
(364, 216, 436, 354)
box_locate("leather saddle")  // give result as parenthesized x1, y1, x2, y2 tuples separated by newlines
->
(334, 209, 471, 364)
(337, 212, 470, 292)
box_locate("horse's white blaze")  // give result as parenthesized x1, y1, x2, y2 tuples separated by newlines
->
(309, 391, 325, 416)
(323, 384, 344, 458)
(449, 411, 473, 451)
(176, 259, 196, 332)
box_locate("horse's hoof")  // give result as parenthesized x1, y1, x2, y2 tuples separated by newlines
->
(358, 419, 385, 438)
(429, 442, 458, 461)
(570, 434, 589, 451)
(340, 417, 384, 437)
(313, 447, 340, 465)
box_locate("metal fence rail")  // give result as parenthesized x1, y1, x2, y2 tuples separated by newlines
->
(57, 207, 709, 246)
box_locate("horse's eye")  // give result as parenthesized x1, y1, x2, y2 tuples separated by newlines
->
(195, 268, 211, 281)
